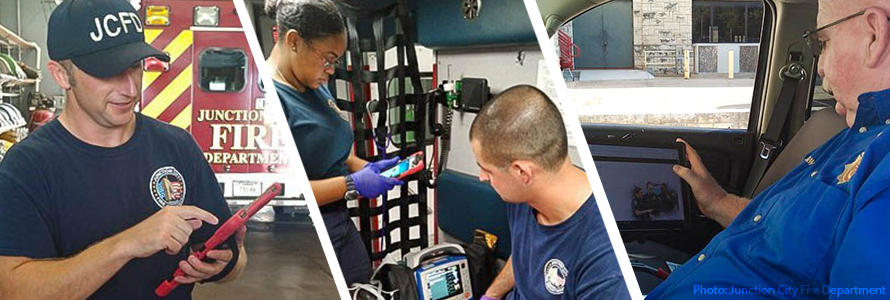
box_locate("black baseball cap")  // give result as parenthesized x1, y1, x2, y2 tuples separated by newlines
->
(47, 0, 170, 78)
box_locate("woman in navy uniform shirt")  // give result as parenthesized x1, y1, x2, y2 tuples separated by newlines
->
(264, 0, 403, 286)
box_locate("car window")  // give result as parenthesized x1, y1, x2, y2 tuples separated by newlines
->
(810, 74, 836, 114)
(557, 0, 767, 129)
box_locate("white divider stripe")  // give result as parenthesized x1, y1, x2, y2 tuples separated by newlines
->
(519, 1, 645, 298)
(232, 1, 351, 299)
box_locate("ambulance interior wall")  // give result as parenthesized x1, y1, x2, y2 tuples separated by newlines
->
(326, 46, 439, 258)
(0, 0, 62, 100)
(437, 45, 583, 178)
(333, 46, 585, 252)
(435, 45, 584, 247)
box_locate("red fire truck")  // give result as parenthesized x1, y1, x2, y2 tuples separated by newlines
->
(136, 0, 301, 207)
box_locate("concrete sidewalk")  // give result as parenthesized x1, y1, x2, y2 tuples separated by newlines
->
(569, 86, 755, 114)
(566, 75, 757, 129)
(569, 74, 756, 89)
(564, 71, 835, 129)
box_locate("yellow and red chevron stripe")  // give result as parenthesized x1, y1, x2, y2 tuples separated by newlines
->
(141, 28, 194, 130)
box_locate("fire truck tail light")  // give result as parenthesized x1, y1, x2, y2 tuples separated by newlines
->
(144, 57, 169, 73)
(272, 26, 279, 43)
(194, 6, 220, 27)
(145, 6, 170, 26)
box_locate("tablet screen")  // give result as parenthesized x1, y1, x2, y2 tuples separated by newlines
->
(381, 159, 411, 178)
(589, 144, 690, 231)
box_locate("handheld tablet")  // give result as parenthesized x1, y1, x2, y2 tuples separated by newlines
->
(589, 144, 692, 231)
(380, 151, 425, 180)
(155, 183, 283, 297)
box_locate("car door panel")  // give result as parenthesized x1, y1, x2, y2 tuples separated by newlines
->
(583, 124, 755, 253)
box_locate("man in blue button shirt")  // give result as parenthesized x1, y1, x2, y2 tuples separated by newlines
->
(469, 85, 631, 300)
(649, 0, 890, 298)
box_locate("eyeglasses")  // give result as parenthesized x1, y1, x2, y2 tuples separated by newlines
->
(803, 10, 890, 56)
(307, 43, 342, 70)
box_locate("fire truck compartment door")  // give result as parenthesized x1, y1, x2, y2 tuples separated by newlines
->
(192, 29, 252, 174)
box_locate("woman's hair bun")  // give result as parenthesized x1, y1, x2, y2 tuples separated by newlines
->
(264, 0, 281, 18)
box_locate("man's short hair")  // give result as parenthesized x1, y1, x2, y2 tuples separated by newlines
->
(59, 60, 77, 87)
(469, 84, 568, 172)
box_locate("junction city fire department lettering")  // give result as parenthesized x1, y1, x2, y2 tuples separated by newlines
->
(197, 109, 264, 123)
(197, 109, 287, 165)
(203, 152, 287, 165)
(208, 124, 280, 150)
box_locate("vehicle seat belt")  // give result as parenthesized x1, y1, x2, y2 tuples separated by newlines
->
(742, 53, 806, 198)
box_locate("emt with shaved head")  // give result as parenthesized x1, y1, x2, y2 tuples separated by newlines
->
(470, 85, 630, 300)
(649, 0, 890, 298)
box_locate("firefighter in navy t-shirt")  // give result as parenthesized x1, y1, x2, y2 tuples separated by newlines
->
(0, 1, 244, 299)
(468, 85, 631, 300)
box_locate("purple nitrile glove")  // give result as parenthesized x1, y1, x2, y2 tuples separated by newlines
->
(480, 296, 499, 300)
(366, 156, 401, 172)
(350, 158, 404, 198)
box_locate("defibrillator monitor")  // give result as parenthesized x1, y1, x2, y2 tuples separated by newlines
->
(414, 256, 473, 300)
(589, 144, 692, 231)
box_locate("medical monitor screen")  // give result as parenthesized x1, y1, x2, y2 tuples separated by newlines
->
(426, 264, 464, 300)
(589, 144, 692, 231)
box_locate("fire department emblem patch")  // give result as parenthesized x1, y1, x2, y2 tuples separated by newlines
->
(150, 166, 186, 208)
(837, 152, 865, 185)
(327, 98, 342, 114)
(544, 259, 568, 295)
(328, 98, 350, 122)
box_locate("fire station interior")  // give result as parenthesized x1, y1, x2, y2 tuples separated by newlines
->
(245, 0, 588, 298)
(0, 0, 45, 163)
(540, 0, 841, 295)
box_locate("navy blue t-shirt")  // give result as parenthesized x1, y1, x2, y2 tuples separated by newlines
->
(508, 195, 631, 299)
(276, 81, 354, 235)
(0, 114, 239, 299)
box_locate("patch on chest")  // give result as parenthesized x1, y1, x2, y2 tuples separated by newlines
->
(326, 98, 341, 113)
(544, 259, 568, 295)
(150, 166, 186, 208)
(837, 152, 864, 185)
(327, 98, 351, 122)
